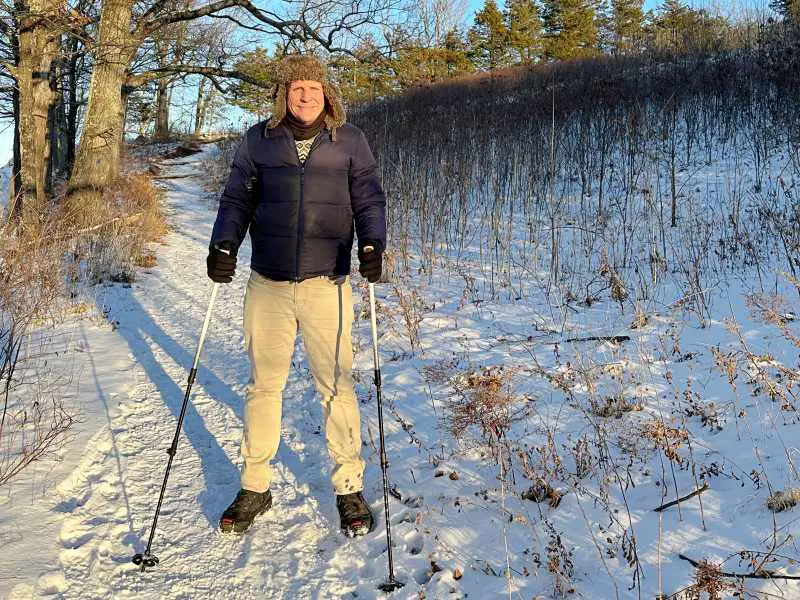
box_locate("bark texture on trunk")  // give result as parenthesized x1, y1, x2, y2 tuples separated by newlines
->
(64, 33, 83, 176)
(154, 77, 170, 140)
(153, 39, 171, 140)
(66, 0, 135, 221)
(10, 14, 22, 221)
(48, 59, 70, 193)
(193, 76, 207, 135)
(14, 0, 62, 223)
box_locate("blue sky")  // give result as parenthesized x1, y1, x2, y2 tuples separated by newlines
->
(0, 0, 774, 168)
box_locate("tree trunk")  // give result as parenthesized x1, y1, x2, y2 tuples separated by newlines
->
(64, 34, 82, 176)
(154, 77, 170, 140)
(14, 0, 62, 223)
(48, 58, 70, 193)
(193, 76, 207, 135)
(10, 12, 22, 221)
(153, 40, 170, 140)
(66, 0, 135, 222)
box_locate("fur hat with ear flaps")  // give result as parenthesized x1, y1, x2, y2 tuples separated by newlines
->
(267, 54, 346, 140)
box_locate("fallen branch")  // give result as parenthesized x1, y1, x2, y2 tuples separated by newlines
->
(562, 335, 631, 344)
(678, 554, 800, 580)
(162, 143, 202, 159)
(654, 482, 709, 512)
(152, 174, 194, 180)
(12, 212, 144, 252)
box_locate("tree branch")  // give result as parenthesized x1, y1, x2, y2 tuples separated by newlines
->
(135, 0, 380, 56)
(206, 11, 268, 32)
(653, 482, 708, 512)
(125, 64, 268, 89)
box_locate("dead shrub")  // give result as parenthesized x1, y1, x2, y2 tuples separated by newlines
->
(544, 520, 575, 597)
(0, 217, 74, 487)
(446, 367, 516, 441)
(204, 135, 241, 197)
(590, 394, 642, 419)
(522, 481, 564, 508)
(766, 488, 800, 512)
(683, 559, 732, 600)
(392, 281, 430, 353)
(68, 173, 168, 284)
(641, 419, 689, 466)
(134, 252, 158, 268)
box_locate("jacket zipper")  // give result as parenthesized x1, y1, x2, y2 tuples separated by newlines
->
(293, 133, 326, 280)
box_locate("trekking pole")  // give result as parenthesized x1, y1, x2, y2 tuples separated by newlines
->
(132, 278, 223, 572)
(362, 258, 404, 593)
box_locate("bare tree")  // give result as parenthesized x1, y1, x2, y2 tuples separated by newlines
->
(190, 22, 234, 134)
(411, 0, 467, 47)
(7, 0, 66, 222)
(61, 0, 401, 222)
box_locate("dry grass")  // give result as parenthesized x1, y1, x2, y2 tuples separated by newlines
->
(0, 167, 167, 487)
(64, 172, 168, 284)
(204, 135, 241, 196)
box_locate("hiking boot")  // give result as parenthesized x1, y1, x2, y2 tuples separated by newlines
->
(219, 488, 272, 534)
(336, 491, 373, 537)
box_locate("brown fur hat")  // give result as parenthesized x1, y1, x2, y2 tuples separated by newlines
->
(267, 54, 346, 140)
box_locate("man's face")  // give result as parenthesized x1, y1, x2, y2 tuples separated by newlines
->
(287, 80, 325, 125)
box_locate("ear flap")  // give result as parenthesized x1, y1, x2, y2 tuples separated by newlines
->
(322, 81, 346, 140)
(267, 83, 286, 129)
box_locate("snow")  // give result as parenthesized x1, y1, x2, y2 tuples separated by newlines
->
(2, 142, 800, 599)
(0, 162, 11, 213)
(0, 313, 138, 596)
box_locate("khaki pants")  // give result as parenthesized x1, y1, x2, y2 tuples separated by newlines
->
(240, 271, 365, 495)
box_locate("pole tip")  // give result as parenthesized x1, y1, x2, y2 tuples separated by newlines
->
(378, 579, 405, 593)
(132, 552, 159, 570)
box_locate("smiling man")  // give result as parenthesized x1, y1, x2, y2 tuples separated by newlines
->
(206, 54, 386, 537)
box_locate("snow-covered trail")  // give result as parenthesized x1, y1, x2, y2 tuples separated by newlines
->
(17, 148, 421, 599)
(14, 142, 800, 600)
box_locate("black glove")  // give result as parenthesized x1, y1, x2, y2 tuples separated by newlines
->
(206, 242, 237, 283)
(358, 241, 383, 283)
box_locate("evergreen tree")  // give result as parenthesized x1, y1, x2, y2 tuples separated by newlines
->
(611, 0, 644, 53)
(228, 48, 276, 119)
(651, 0, 728, 53)
(330, 36, 394, 103)
(391, 45, 472, 86)
(468, 0, 512, 70)
(384, 29, 472, 89)
(443, 29, 475, 75)
(505, 0, 543, 64)
(541, 0, 600, 60)
(770, 0, 800, 25)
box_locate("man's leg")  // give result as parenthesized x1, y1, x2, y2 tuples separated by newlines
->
(297, 276, 365, 494)
(240, 272, 297, 493)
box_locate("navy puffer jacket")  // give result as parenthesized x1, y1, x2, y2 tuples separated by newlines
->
(210, 121, 387, 281)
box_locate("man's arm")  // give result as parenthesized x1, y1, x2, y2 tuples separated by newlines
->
(349, 130, 387, 253)
(209, 129, 258, 252)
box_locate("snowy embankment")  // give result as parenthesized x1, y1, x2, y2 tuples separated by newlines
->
(3, 141, 800, 600)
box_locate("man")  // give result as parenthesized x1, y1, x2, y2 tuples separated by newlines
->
(206, 54, 386, 537)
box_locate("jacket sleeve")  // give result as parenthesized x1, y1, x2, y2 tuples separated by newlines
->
(349, 131, 387, 251)
(209, 130, 257, 252)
